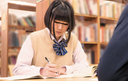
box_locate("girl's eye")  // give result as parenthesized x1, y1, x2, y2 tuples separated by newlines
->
(63, 23, 69, 25)
(54, 21, 68, 25)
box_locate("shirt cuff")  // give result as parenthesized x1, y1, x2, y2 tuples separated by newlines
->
(64, 66, 73, 74)
(33, 67, 43, 75)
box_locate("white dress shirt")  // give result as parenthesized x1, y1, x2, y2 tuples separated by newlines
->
(13, 28, 89, 75)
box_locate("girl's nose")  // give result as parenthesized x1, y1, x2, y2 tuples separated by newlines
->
(58, 24, 62, 29)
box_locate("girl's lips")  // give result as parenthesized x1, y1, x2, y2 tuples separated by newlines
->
(56, 31, 61, 34)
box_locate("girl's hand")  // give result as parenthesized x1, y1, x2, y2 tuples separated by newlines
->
(40, 64, 58, 77)
(58, 67, 67, 75)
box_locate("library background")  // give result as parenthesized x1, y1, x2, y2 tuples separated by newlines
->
(0, 0, 126, 77)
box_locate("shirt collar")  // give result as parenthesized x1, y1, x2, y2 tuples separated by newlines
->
(46, 28, 66, 43)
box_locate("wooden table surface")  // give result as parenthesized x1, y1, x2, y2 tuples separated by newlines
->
(15, 77, 98, 81)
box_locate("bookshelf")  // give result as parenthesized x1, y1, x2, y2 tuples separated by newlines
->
(100, 17, 118, 21)
(81, 42, 98, 44)
(9, 25, 36, 30)
(1, 3, 36, 77)
(7, 3, 36, 11)
(100, 42, 108, 45)
(74, 13, 98, 18)
(109, 0, 125, 3)
(99, 0, 125, 59)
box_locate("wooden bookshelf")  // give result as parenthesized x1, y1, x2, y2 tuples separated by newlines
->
(81, 42, 98, 44)
(75, 13, 97, 18)
(36, 0, 49, 30)
(9, 47, 21, 49)
(75, 13, 97, 20)
(100, 16, 118, 21)
(1, 2, 36, 77)
(109, 0, 125, 3)
(100, 42, 108, 45)
(9, 25, 36, 30)
(100, 16, 118, 23)
(8, 3, 36, 11)
(8, 52, 18, 57)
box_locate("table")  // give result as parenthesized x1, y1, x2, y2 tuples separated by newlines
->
(16, 77, 98, 81)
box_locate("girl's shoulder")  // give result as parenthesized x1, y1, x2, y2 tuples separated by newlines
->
(30, 28, 47, 36)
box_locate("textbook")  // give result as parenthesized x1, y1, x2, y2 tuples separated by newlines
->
(0, 75, 74, 80)
(0, 65, 97, 80)
(72, 65, 97, 77)
(0, 74, 93, 81)
(0, 74, 91, 81)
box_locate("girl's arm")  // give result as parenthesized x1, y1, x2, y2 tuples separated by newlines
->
(65, 41, 90, 74)
(13, 36, 42, 75)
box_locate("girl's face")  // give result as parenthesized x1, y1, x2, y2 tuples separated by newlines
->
(51, 20, 69, 40)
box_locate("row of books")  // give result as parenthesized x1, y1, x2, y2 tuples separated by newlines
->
(100, 48, 105, 58)
(100, 24, 116, 43)
(9, 30, 31, 47)
(81, 44, 95, 64)
(0, 21, 1, 42)
(8, 48, 20, 64)
(67, 0, 97, 15)
(8, 56, 17, 65)
(100, 44, 107, 58)
(85, 49, 95, 64)
(8, 48, 20, 55)
(73, 20, 98, 42)
(100, 2, 125, 18)
(9, 14, 36, 27)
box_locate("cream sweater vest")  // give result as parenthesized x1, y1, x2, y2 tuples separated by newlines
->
(30, 28, 78, 69)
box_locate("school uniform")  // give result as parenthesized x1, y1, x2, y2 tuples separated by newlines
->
(13, 28, 89, 75)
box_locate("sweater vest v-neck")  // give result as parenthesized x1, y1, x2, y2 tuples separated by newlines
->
(30, 28, 78, 69)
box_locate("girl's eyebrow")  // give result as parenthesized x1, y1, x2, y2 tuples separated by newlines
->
(54, 21, 69, 25)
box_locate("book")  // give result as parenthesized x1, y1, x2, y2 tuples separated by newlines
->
(0, 75, 73, 80)
(100, 2, 124, 18)
(0, 65, 97, 80)
(0, 74, 92, 80)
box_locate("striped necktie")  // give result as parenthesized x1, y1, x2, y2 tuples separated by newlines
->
(53, 39, 67, 56)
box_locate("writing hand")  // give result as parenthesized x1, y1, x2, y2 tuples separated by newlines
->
(40, 64, 58, 77)
(58, 67, 67, 75)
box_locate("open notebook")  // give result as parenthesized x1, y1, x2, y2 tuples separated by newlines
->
(0, 74, 93, 81)
(0, 65, 97, 80)
(0, 75, 74, 80)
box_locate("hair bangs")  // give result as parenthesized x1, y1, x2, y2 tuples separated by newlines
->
(52, 5, 69, 23)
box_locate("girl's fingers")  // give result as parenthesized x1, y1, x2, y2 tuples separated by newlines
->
(47, 64, 56, 68)
(49, 71, 59, 77)
(49, 68, 58, 73)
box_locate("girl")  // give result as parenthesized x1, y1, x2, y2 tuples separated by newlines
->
(13, 0, 89, 77)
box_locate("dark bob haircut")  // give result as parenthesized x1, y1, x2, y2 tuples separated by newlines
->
(44, 0, 75, 43)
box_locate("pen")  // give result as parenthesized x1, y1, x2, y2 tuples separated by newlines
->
(45, 57, 51, 64)
(45, 57, 58, 75)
